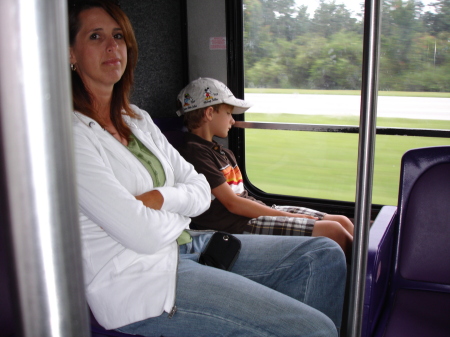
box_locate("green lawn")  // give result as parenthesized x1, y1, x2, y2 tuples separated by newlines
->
(244, 114, 450, 205)
(245, 88, 450, 98)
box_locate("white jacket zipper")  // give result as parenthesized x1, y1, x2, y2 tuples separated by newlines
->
(168, 245, 179, 319)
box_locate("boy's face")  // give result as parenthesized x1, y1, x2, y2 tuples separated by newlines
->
(210, 104, 235, 138)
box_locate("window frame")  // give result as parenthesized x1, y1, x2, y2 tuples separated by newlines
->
(225, 0, 449, 220)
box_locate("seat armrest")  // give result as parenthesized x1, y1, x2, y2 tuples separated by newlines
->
(362, 206, 397, 337)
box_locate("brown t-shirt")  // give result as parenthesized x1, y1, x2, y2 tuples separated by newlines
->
(178, 133, 264, 233)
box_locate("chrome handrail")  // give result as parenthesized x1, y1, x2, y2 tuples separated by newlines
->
(235, 121, 450, 137)
(0, 0, 89, 336)
(349, 0, 383, 335)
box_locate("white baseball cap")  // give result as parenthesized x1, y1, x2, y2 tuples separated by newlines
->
(176, 77, 252, 116)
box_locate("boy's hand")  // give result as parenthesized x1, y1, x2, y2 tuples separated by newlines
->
(135, 190, 164, 210)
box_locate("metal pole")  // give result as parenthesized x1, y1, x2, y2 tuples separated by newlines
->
(0, 0, 90, 336)
(347, 0, 382, 336)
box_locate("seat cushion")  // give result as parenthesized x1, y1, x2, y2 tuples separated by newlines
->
(382, 289, 450, 337)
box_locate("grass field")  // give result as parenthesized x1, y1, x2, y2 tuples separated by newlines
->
(245, 88, 450, 98)
(243, 113, 450, 206)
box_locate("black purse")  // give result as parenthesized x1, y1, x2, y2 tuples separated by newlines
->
(199, 232, 241, 271)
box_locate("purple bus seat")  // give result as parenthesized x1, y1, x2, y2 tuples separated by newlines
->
(367, 146, 450, 337)
(362, 205, 397, 337)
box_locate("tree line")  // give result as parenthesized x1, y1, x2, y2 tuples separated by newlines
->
(243, 0, 450, 92)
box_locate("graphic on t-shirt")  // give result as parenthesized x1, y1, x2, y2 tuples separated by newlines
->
(221, 164, 244, 194)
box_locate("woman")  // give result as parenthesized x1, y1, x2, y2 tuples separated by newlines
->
(69, 1, 347, 336)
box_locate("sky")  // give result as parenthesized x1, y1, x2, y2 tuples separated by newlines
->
(295, 0, 436, 18)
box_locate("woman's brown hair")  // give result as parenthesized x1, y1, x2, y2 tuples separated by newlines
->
(69, 0, 139, 140)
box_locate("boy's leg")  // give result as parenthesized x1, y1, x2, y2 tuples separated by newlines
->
(116, 234, 346, 337)
(244, 215, 315, 236)
(323, 214, 355, 235)
(275, 205, 354, 237)
(272, 204, 326, 219)
(250, 205, 353, 257)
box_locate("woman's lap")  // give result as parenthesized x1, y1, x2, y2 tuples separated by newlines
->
(233, 234, 346, 324)
(116, 234, 345, 337)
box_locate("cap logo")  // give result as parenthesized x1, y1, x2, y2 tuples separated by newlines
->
(204, 87, 219, 104)
(183, 93, 197, 110)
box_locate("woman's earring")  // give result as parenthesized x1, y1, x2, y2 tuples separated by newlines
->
(70, 63, 77, 71)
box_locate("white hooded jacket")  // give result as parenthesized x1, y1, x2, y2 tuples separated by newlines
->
(73, 105, 210, 329)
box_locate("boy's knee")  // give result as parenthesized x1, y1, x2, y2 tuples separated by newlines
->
(327, 222, 352, 248)
(322, 221, 348, 241)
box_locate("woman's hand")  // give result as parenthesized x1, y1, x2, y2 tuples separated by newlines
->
(135, 190, 164, 210)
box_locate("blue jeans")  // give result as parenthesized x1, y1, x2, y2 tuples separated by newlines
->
(116, 234, 346, 336)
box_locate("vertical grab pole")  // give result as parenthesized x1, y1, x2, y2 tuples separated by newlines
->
(347, 0, 382, 336)
(0, 0, 90, 336)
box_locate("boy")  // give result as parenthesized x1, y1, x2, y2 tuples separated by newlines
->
(177, 77, 353, 257)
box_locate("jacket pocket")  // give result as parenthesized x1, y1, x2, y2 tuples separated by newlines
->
(112, 249, 140, 273)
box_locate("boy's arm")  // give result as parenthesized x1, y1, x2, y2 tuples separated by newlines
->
(212, 182, 317, 220)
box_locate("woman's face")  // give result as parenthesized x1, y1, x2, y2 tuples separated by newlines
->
(70, 7, 127, 94)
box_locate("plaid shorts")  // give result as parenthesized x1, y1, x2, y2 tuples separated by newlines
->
(243, 205, 326, 237)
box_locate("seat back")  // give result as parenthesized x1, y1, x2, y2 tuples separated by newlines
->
(397, 150, 450, 284)
(154, 117, 185, 151)
(372, 146, 450, 337)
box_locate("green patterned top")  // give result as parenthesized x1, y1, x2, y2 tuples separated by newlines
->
(127, 134, 192, 245)
(127, 134, 166, 187)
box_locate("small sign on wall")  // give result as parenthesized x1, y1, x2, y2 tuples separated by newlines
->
(210, 37, 226, 50)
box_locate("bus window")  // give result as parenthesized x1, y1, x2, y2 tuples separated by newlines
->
(241, 0, 450, 207)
